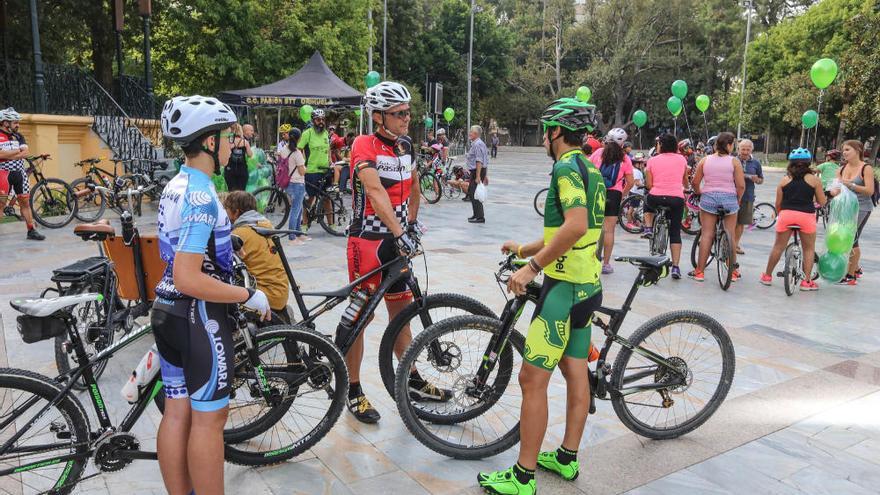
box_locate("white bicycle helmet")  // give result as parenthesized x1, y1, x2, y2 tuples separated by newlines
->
(0, 108, 12, 122)
(436, 128, 446, 136)
(161, 95, 237, 145)
(3, 107, 21, 121)
(604, 127, 628, 146)
(312, 109, 325, 119)
(364, 81, 411, 111)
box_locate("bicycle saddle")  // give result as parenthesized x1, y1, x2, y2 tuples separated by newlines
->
(250, 226, 302, 238)
(788, 225, 802, 230)
(74, 219, 116, 241)
(615, 255, 670, 269)
(10, 293, 103, 317)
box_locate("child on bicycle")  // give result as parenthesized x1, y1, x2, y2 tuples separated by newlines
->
(222, 190, 292, 323)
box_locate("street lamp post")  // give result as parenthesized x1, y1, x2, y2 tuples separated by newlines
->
(28, 0, 46, 113)
(466, 0, 477, 150)
(383, 0, 387, 80)
(139, 0, 153, 100)
(736, 0, 753, 140)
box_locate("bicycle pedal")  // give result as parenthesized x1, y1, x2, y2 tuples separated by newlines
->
(776, 271, 785, 277)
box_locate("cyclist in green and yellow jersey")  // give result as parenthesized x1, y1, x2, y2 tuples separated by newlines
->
(479, 98, 606, 495)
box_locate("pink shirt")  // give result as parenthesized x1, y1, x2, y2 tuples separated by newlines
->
(589, 149, 633, 193)
(646, 153, 686, 198)
(701, 154, 737, 194)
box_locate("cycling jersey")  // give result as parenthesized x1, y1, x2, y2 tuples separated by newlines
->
(0, 131, 28, 195)
(155, 165, 234, 300)
(348, 132, 414, 239)
(543, 149, 606, 285)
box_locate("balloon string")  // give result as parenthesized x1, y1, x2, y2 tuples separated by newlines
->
(702, 113, 709, 144)
(682, 103, 694, 144)
(810, 90, 824, 155)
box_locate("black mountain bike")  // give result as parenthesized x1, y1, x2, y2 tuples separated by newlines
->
(71, 158, 155, 221)
(394, 254, 735, 459)
(25, 155, 78, 229)
(246, 226, 497, 399)
(647, 206, 670, 256)
(252, 172, 349, 235)
(690, 207, 737, 290)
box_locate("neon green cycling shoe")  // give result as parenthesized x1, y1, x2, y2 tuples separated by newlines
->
(477, 466, 536, 495)
(537, 450, 579, 481)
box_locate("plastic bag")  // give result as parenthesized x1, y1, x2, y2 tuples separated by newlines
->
(828, 184, 859, 227)
(474, 182, 488, 203)
(819, 185, 858, 281)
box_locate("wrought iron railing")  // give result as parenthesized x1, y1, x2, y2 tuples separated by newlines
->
(116, 75, 163, 119)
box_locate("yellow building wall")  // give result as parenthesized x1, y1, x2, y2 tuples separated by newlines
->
(17, 114, 114, 183)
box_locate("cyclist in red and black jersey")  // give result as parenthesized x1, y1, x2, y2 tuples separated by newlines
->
(0, 108, 44, 240)
(345, 81, 449, 422)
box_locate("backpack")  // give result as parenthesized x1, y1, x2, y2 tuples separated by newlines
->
(599, 161, 621, 189)
(274, 153, 291, 189)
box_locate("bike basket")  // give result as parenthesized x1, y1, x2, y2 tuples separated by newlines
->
(16, 315, 68, 344)
(103, 235, 166, 302)
(51, 256, 111, 284)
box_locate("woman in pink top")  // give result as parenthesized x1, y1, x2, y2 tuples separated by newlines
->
(690, 132, 745, 282)
(642, 134, 689, 278)
(590, 127, 634, 274)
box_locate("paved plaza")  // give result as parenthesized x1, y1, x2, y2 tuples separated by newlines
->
(1, 147, 879, 494)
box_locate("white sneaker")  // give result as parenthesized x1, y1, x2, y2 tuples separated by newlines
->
(301, 235, 313, 241)
(290, 238, 305, 246)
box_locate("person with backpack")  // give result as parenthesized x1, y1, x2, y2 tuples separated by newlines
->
(275, 127, 310, 244)
(833, 139, 875, 285)
(589, 127, 634, 274)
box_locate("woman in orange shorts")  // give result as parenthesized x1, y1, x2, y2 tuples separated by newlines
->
(760, 148, 827, 290)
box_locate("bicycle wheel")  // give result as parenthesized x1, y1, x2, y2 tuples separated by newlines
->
(221, 326, 348, 466)
(618, 195, 645, 233)
(782, 243, 800, 296)
(752, 202, 777, 229)
(315, 193, 349, 237)
(681, 208, 700, 235)
(0, 369, 90, 494)
(70, 177, 106, 222)
(533, 188, 548, 217)
(443, 176, 461, 199)
(377, 293, 497, 399)
(420, 172, 441, 204)
(651, 217, 669, 256)
(689, 231, 715, 269)
(252, 186, 291, 229)
(395, 315, 525, 460)
(610, 310, 735, 440)
(716, 232, 733, 290)
(29, 179, 76, 229)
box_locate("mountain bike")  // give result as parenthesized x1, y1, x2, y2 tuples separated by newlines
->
(1, 155, 77, 229)
(648, 206, 670, 256)
(70, 158, 155, 221)
(252, 172, 348, 235)
(394, 254, 735, 459)
(751, 202, 777, 230)
(690, 207, 737, 290)
(2, 291, 347, 493)
(777, 226, 820, 296)
(533, 187, 548, 217)
(243, 225, 497, 399)
(618, 193, 645, 233)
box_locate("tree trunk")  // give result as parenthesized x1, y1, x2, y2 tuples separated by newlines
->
(835, 102, 849, 149)
(554, 24, 562, 95)
(88, 4, 114, 91)
(871, 130, 880, 166)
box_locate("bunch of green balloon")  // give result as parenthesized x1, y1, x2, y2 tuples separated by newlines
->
(695, 95, 710, 113)
(425, 117, 434, 129)
(826, 223, 856, 254)
(576, 86, 591, 103)
(365, 71, 381, 88)
(666, 96, 683, 117)
(802, 110, 818, 129)
(299, 105, 314, 122)
(810, 58, 838, 90)
(671, 80, 688, 99)
(443, 107, 455, 122)
(818, 252, 848, 281)
(632, 110, 647, 128)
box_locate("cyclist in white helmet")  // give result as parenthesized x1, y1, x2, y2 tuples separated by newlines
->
(0, 107, 45, 240)
(154, 95, 270, 495)
(589, 127, 634, 274)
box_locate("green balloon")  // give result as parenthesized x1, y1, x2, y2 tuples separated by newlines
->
(365, 70, 381, 88)
(425, 117, 434, 129)
(632, 110, 647, 128)
(299, 105, 314, 122)
(576, 86, 592, 103)
(810, 58, 838, 90)
(802, 110, 818, 129)
(667, 96, 683, 116)
(671, 80, 688, 99)
(354, 108, 362, 117)
(826, 223, 855, 254)
(818, 252, 848, 281)
(695, 94, 711, 113)
(443, 107, 455, 122)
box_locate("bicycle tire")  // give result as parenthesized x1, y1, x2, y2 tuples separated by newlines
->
(394, 315, 524, 460)
(752, 202, 777, 229)
(782, 243, 801, 296)
(377, 293, 498, 399)
(0, 368, 90, 494)
(651, 216, 669, 256)
(609, 310, 735, 440)
(70, 177, 106, 222)
(681, 208, 700, 236)
(222, 326, 348, 466)
(716, 231, 733, 290)
(618, 195, 645, 233)
(252, 186, 291, 229)
(533, 188, 548, 217)
(29, 178, 77, 229)
(317, 193, 349, 237)
(420, 172, 441, 204)
(689, 231, 715, 269)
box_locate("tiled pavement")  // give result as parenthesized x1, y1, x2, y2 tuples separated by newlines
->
(1, 147, 878, 494)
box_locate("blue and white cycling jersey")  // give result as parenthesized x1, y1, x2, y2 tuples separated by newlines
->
(155, 165, 233, 300)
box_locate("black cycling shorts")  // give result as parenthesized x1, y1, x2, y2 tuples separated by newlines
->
(151, 298, 236, 412)
(605, 189, 622, 217)
(645, 194, 685, 244)
(2, 168, 28, 196)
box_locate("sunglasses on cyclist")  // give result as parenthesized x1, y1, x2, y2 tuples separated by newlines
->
(384, 108, 411, 119)
(219, 132, 236, 144)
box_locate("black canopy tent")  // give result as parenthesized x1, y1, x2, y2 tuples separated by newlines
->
(218, 51, 364, 146)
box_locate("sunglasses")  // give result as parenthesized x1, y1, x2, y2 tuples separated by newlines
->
(219, 131, 236, 144)
(385, 109, 412, 119)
